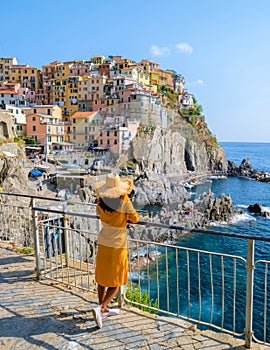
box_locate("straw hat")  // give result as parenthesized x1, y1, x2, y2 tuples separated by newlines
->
(94, 173, 133, 198)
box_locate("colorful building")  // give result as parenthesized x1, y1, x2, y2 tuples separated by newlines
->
(0, 57, 18, 82)
(97, 120, 139, 155)
(78, 74, 107, 111)
(9, 64, 42, 92)
(26, 112, 66, 155)
(70, 111, 103, 149)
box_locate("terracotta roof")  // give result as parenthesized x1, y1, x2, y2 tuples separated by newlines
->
(71, 111, 97, 119)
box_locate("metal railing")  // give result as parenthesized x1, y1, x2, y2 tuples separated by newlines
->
(0, 192, 270, 348)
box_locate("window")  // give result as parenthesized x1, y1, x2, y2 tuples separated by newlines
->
(100, 140, 103, 145)
(107, 139, 110, 145)
(32, 126, 36, 131)
(114, 140, 117, 145)
(85, 126, 88, 133)
(85, 118, 88, 123)
(47, 109, 50, 115)
(34, 109, 36, 113)
(32, 116, 36, 121)
(114, 131, 117, 136)
(48, 136, 51, 142)
(73, 135, 76, 140)
(85, 135, 88, 140)
(107, 131, 110, 136)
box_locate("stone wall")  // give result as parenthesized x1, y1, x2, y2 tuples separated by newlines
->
(0, 112, 15, 140)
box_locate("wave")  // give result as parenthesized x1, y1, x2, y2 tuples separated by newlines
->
(262, 205, 270, 212)
(237, 204, 248, 209)
(230, 213, 256, 224)
(210, 221, 228, 227)
(210, 213, 256, 227)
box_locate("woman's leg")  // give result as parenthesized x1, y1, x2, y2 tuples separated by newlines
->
(97, 284, 106, 305)
(100, 286, 119, 313)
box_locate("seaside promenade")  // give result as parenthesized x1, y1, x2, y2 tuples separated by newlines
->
(1, 244, 269, 350)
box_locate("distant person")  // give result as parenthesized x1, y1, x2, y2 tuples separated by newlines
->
(37, 180, 42, 192)
(91, 173, 139, 329)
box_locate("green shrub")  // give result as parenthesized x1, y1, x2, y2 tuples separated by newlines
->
(16, 247, 34, 254)
(125, 283, 158, 313)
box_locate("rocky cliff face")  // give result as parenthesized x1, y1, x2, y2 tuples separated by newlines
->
(132, 169, 190, 206)
(0, 144, 36, 200)
(128, 110, 227, 176)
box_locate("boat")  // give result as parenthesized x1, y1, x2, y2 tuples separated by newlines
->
(209, 175, 227, 180)
(60, 163, 88, 174)
(184, 182, 195, 190)
(37, 165, 50, 173)
(28, 169, 43, 178)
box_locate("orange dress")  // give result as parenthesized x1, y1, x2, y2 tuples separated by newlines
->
(95, 194, 139, 287)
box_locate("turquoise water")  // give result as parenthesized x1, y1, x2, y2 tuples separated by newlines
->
(142, 142, 270, 341)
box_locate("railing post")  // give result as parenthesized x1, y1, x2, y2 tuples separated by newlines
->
(63, 213, 70, 267)
(31, 198, 42, 280)
(245, 238, 255, 349)
(118, 285, 124, 308)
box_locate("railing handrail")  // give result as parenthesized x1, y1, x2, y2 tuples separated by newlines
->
(31, 203, 270, 243)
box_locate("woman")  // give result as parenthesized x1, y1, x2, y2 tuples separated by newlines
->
(92, 173, 139, 328)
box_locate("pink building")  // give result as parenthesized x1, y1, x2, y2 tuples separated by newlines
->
(96, 121, 138, 155)
(26, 113, 66, 154)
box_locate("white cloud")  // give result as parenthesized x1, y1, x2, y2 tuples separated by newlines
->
(186, 79, 204, 87)
(176, 42, 193, 54)
(150, 44, 170, 57)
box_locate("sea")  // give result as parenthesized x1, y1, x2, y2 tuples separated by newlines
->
(141, 142, 270, 342)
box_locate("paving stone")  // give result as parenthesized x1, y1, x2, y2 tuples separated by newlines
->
(1, 243, 270, 350)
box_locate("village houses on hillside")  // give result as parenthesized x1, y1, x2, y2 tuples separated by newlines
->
(0, 55, 195, 156)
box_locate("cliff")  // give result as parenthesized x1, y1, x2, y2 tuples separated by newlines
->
(126, 109, 227, 177)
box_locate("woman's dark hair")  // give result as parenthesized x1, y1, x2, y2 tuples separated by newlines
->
(98, 196, 122, 213)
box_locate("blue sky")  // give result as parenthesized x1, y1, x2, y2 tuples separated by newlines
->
(1, 0, 270, 142)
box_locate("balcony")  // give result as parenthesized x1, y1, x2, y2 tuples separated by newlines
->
(0, 192, 270, 348)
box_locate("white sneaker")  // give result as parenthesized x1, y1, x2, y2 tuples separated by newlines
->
(91, 306, 103, 328)
(102, 308, 120, 319)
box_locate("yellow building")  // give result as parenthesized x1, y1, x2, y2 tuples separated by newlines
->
(137, 66, 151, 89)
(91, 55, 105, 65)
(9, 64, 42, 91)
(0, 57, 18, 82)
(70, 111, 103, 149)
(42, 61, 92, 119)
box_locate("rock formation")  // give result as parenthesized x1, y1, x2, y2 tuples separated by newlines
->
(228, 158, 270, 183)
(248, 203, 270, 217)
(126, 113, 227, 177)
(132, 169, 190, 206)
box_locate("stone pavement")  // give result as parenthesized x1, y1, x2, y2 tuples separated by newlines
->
(0, 244, 269, 350)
